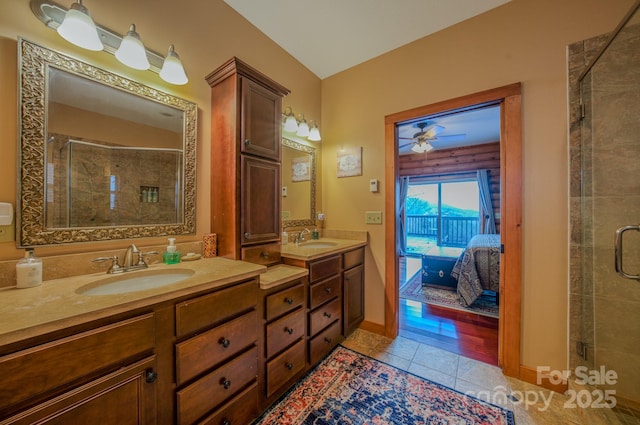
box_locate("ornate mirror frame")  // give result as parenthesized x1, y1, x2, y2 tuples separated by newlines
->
(282, 137, 316, 228)
(17, 39, 197, 247)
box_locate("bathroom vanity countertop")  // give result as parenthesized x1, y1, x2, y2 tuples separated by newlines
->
(260, 264, 309, 290)
(0, 257, 266, 347)
(280, 238, 367, 261)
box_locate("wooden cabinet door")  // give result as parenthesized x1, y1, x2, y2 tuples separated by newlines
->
(241, 155, 280, 245)
(343, 264, 365, 336)
(240, 77, 282, 161)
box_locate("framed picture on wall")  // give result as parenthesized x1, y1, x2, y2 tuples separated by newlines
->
(337, 147, 362, 178)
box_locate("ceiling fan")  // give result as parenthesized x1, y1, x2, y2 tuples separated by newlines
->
(399, 121, 466, 154)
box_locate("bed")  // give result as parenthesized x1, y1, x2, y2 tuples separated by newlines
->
(451, 234, 501, 307)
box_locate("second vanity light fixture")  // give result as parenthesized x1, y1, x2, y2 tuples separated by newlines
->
(31, 0, 189, 85)
(283, 107, 322, 142)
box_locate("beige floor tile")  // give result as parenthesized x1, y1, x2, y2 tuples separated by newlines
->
(411, 343, 460, 376)
(407, 362, 457, 388)
(373, 335, 420, 360)
(457, 355, 510, 391)
(368, 350, 412, 371)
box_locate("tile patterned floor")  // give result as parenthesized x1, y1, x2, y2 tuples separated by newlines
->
(342, 329, 637, 424)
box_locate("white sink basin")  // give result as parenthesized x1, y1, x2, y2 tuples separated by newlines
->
(298, 241, 338, 249)
(77, 269, 195, 296)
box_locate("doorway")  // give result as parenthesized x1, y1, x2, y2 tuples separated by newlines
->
(384, 83, 522, 377)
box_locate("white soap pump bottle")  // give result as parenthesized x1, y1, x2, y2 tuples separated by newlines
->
(16, 249, 43, 288)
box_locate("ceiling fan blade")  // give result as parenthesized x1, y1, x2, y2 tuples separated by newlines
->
(432, 133, 466, 142)
(424, 125, 445, 139)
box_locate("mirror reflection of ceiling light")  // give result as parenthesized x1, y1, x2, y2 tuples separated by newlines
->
(411, 141, 433, 153)
(32, 0, 189, 85)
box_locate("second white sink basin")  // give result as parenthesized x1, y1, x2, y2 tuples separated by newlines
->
(77, 269, 195, 296)
(298, 241, 338, 249)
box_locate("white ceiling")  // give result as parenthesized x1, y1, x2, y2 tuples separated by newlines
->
(223, 0, 511, 79)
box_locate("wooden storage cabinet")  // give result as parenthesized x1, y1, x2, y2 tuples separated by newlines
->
(174, 280, 259, 425)
(343, 247, 365, 336)
(206, 57, 289, 261)
(0, 313, 156, 423)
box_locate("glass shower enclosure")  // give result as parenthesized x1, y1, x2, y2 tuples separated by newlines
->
(571, 0, 640, 411)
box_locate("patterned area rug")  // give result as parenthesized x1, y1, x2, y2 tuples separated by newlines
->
(253, 346, 514, 424)
(400, 272, 499, 318)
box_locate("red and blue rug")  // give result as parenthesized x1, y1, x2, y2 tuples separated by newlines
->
(254, 345, 514, 424)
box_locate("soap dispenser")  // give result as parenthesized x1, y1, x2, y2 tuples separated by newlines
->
(312, 227, 319, 240)
(163, 238, 181, 264)
(16, 249, 43, 288)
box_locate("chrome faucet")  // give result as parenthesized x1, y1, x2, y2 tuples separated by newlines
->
(298, 228, 311, 243)
(93, 244, 158, 274)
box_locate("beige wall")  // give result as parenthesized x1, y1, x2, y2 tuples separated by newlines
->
(0, 0, 321, 259)
(0, 0, 635, 375)
(320, 0, 633, 371)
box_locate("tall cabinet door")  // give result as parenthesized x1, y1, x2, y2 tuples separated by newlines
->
(241, 77, 282, 161)
(241, 155, 281, 245)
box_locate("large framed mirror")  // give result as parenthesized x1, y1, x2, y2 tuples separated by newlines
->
(282, 138, 316, 228)
(17, 39, 197, 247)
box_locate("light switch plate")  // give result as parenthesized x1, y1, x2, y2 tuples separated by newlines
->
(282, 211, 291, 220)
(365, 211, 382, 224)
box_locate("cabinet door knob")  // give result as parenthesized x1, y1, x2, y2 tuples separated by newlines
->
(323, 312, 332, 318)
(244, 232, 250, 239)
(325, 287, 332, 294)
(284, 327, 294, 335)
(286, 362, 294, 370)
(324, 337, 332, 344)
(220, 378, 232, 389)
(145, 369, 157, 383)
(284, 297, 293, 305)
(219, 337, 231, 348)
(244, 139, 251, 146)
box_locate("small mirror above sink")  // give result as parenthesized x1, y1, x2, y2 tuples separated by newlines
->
(77, 269, 195, 296)
(297, 241, 338, 249)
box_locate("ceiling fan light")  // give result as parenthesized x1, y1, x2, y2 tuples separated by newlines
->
(56, 0, 103, 51)
(296, 115, 310, 137)
(115, 24, 150, 70)
(160, 45, 188, 85)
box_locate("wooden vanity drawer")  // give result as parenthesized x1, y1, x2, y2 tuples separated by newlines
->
(309, 320, 341, 365)
(175, 280, 257, 338)
(266, 308, 305, 358)
(242, 242, 281, 266)
(309, 255, 341, 283)
(176, 310, 257, 385)
(0, 313, 155, 410)
(176, 347, 258, 425)
(265, 283, 304, 321)
(309, 297, 341, 336)
(266, 339, 305, 397)
(199, 383, 259, 425)
(343, 247, 364, 270)
(309, 275, 341, 309)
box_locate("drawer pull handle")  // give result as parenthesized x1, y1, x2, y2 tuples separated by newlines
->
(323, 312, 332, 318)
(219, 337, 231, 348)
(284, 297, 293, 305)
(345, 277, 350, 281)
(222, 420, 231, 425)
(286, 362, 294, 370)
(261, 251, 270, 258)
(324, 337, 332, 344)
(284, 327, 294, 335)
(439, 270, 444, 278)
(325, 287, 332, 293)
(145, 369, 157, 383)
(221, 378, 232, 389)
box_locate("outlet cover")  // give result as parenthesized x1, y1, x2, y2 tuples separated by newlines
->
(0, 225, 15, 243)
(365, 211, 382, 224)
(282, 210, 291, 220)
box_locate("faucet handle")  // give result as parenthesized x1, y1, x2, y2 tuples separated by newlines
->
(138, 250, 158, 265)
(92, 256, 122, 273)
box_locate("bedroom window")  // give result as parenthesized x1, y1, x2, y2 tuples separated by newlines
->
(406, 178, 480, 251)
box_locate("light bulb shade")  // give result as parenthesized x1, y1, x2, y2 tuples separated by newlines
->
(411, 142, 433, 153)
(160, 45, 188, 85)
(308, 124, 321, 141)
(296, 118, 310, 137)
(57, 1, 103, 51)
(115, 24, 150, 70)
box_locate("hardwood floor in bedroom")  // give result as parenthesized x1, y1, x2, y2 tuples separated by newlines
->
(399, 256, 499, 366)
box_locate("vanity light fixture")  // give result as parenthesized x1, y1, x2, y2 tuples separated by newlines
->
(30, 0, 189, 85)
(308, 121, 322, 142)
(115, 24, 150, 70)
(56, 0, 103, 51)
(282, 107, 321, 142)
(296, 114, 310, 137)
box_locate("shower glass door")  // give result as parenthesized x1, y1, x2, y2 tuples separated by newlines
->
(579, 3, 640, 406)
